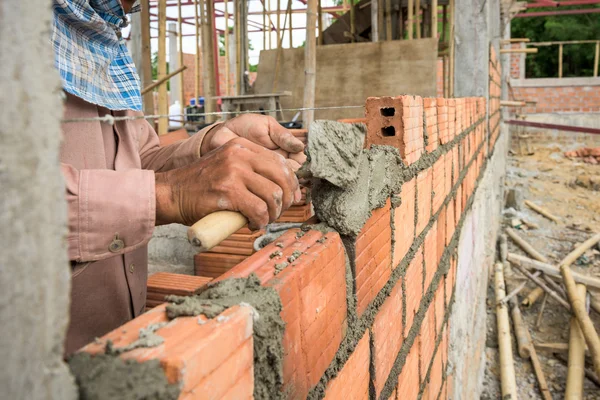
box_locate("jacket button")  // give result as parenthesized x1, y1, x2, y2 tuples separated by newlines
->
(129, 264, 135, 273)
(108, 238, 125, 253)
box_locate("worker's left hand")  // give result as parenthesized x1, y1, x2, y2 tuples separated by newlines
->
(200, 114, 307, 171)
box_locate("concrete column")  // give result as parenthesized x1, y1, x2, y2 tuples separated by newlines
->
(168, 22, 180, 106)
(453, 0, 500, 98)
(0, 1, 76, 399)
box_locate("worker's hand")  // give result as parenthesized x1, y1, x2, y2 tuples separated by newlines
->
(200, 114, 307, 171)
(156, 137, 302, 230)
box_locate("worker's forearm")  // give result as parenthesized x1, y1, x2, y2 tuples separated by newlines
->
(155, 172, 181, 226)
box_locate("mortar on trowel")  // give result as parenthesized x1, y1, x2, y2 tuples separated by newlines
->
(187, 120, 366, 252)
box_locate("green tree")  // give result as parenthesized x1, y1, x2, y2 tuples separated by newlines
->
(511, 6, 600, 78)
(151, 51, 170, 90)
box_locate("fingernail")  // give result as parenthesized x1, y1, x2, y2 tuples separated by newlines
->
(294, 189, 302, 203)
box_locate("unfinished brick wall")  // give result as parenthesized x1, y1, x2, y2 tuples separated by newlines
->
(508, 45, 600, 114)
(73, 92, 502, 400)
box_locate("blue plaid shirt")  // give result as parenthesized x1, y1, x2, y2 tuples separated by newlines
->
(52, 0, 142, 111)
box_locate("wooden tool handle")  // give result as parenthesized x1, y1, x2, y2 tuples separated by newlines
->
(187, 211, 248, 252)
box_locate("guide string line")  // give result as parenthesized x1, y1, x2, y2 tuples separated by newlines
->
(60, 105, 366, 125)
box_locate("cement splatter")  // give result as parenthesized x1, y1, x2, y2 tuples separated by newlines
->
(166, 274, 285, 400)
(69, 353, 180, 400)
(303, 120, 366, 188)
(105, 322, 168, 355)
(274, 262, 289, 275)
(287, 250, 303, 263)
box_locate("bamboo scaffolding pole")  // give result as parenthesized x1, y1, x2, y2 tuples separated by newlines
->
(431, 0, 437, 39)
(500, 38, 531, 44)
(385, 0, 392, 40)
(177, 0, 185, 108)
(500, 100, 526, 107)
(224, 0, 230, 96)
(559, 43, 563, 78)
(595, 41, 599, 77)
(267, 0, 272, 49)
(398, 4, 403, 39)
(415, 0, 421, 39)
(235, 0, 241, 95)
(140, 0, 154, 117)
(262, 0, 266, 50)
(506, 228, 549, 263)
(500, 48, 538, 54)
(522, 287, 545, 308)
(277, 0, 281, 49)
(272, 0, 292, 92)
(513, 262, 571, 310)
(499, 271, 541, 305)
(199, 0, 217, 123)
(318, 0, 323, 45)
(508, 295, 531, 358)
(142, 66, 187, 95)
(350, 0, 356, 41)
(495, 263, 519, 400)
(407, 0, 414, 39)
(302, 0, 317, 127)
(157, 0, 168, 135)
(378, 0, 384, 41)
(194, 0, 200, 102)
(288, 5, 293, 48)
(555, 353, 600, 388)
(559, 233, 600, 378)
(507, 253, 600, 290)
(535, 293, 548, 329)
(565, 284, 587, 399)
(506, 283, 552, 400)
(524, 200, 558, 223)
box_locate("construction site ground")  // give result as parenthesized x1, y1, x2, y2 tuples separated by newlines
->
(482, 136, 600, 399)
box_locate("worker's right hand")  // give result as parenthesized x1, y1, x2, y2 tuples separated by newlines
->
(155, 137, 301, 230)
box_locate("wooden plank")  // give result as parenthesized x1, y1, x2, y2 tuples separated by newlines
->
(255, 39, 438, 121)
(157, 0, 168, 135)
(194, 0, 200, 102)
(371, 0, 379, 41)
(385, 0, 392, 40)
(415, 0, 421, 39)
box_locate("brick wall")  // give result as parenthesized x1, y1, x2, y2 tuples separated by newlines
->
(72, 90, 503, 399)
(508, 44, 600, 114)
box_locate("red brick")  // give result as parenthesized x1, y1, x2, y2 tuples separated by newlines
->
(392, 178, 416, 268)
(436, 207, 446, 265)
(372, 277, 404, 396)
(419, 304, 436, 383)
(452, 147, 459, 186)
(424, 98, 439, 153)
(428, 347, 443, 400)
(434, 282, 445, 336)
(444, 151, 453, 198)
(397, 339, 420, 399)
(416, 168, 432, 236)
(354, 200, 393, 317)
(405, 247, 423, 335)
(217, 228, 348, 398)
(445, 200, 455, 246)
(432, 157, 445, 214)
(454, 186, 462, 224)
(365, 96, 424, 165)
(423, 221, 437, 290)
(194, 253, 247, 278)
(79, 305, 255, 397)
(324, 330, 370, 400)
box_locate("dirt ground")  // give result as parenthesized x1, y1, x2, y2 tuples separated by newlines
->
(482, 136, 600, 399)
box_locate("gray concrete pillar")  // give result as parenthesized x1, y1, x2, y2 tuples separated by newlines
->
(0, 1, 76, 398)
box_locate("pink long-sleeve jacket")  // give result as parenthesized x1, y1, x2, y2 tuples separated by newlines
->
(61, 93, 213, 355)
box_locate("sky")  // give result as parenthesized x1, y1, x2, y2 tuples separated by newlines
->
(124, 0, 337, 66)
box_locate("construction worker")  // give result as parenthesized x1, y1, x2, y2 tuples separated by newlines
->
(54, 0, 306, 355)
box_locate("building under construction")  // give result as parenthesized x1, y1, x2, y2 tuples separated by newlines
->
(1, 0, 600, 399)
